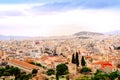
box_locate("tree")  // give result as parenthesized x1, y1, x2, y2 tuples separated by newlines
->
(20, 73, 27, 80)
(117, 46, 120, 50)
(118, 75, 120, 80)
(66, 74, 69, 80)
(30, 62, 36, 65)
(13, 67, 20, 76)
(92, 70, 120, 80)
(46, 69, 55, 76)
(10, 67, 16, 75)
(81, 56, 86, 67)
(3, 72, 10, 76)
(0, 65, 32, 80)
(71, 54, 76, 64)
(36, 63, 42, 67)
(76, 52, 79, 67)
(56, 73, 59, 80)
(80, 66, 91, 74)
(0, 71, 2, 77)
(94, 69, 102, 76)
(76, 76, 91, 80)
(5, 65, 10, 69)
(15, 72, 32, 80)
(56, 64, 68, 76)
(32, 69, 38, 74)
(0, 68, 5, 74)
(117, 64, 120, 68)
(92, 70, 107, 80)
(108, 71, 119, 80)
(93, 74, 107, 80)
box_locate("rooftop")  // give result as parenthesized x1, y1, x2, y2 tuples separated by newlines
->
(8, 59, 39, 70)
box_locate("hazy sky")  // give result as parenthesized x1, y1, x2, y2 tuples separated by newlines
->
(0, 0, 120, 36)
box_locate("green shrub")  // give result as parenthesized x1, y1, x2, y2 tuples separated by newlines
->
(46, 69, 55, 76)
(80, 67, 91, 74)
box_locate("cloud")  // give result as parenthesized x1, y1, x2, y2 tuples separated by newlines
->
(31, 0, 120, 12)
(28, 0, 120, 15)
(0, 10, 25, 16)
(32, 2, 71, 11)
(0, 8, 120, 36)
(1, 0, 120, 16)
(0, 0, 42, 4)
(0, 4, 43, 16)
(0, 0, 120, 36)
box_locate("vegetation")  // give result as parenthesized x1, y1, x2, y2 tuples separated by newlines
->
(56, 73, 59, 80)
(55, 63, 69, 80)
(15, 72, 32, 80)
(117, 46, 120, 50)
(108, 71, 120, 80)
(5, 65, 10, 69)
(46, 69, 55, 76)
(36, 63, 42, 67)
(0, 65, 32, 80)
(76, 76, 91, 80)
(71, 52, 79, 67)
(81, 56, 86, 67)
(3, 72, 11, 76)
(80, 66, 91, 74)
(71, 53, 76, 64)
(56, 63, 69, 76)
(32, 69, 38, 75)
(30, 62, 36, 65)
(117, 64, 120, 68)
(77, 69, 120, 80)
(30, 62, 42, 67)
(76, 52, 79, 67)
(92, 70, 108, 80)
(66, 74, 70, 80)
(92, 70, 120, 80)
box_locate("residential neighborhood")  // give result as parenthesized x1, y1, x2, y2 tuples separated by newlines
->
(0, 0, 120, 80)
(0, 33, 120, 80)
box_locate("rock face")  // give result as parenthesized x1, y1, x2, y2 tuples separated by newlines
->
(74, 31, 104, 36)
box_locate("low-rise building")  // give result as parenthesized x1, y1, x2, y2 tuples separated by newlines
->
(8, 59, 40, 73)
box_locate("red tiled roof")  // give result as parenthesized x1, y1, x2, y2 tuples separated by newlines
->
(92, 61, 113, 70)
(85, 56, 91, 58)
(92, 61, 111, 65)
(8, 60, 39, 70)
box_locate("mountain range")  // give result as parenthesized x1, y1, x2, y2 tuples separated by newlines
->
(0, 30, 120, 40)
(74, 31, 104, 36)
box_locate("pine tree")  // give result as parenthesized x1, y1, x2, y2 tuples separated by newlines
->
(81, 56, 86, 67)
(71, 53, 76, 64)
(76, 52, 79, 67)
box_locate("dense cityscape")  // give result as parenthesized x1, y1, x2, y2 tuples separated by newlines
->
(1, 0, 120, 80)
(0, 32, 120, 80)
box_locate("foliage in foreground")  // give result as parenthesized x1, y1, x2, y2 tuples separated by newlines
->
(56, 63, 69, 76)
(77, 69, 120, 80)
(80, 66, 91, 74)
(0, 65, 37, 80)
(46, 69, 55, 76)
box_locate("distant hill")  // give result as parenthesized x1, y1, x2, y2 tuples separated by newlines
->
(74, 31, 104, 36)
(0, 31, 105, 40)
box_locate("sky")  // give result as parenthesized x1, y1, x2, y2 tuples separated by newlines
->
(0, 0, 120, 36)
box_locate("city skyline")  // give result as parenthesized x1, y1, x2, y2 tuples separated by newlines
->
(0, 0, 120, 37)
